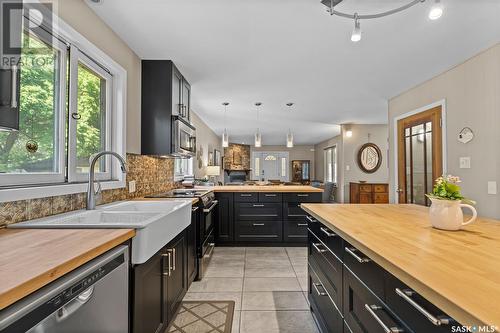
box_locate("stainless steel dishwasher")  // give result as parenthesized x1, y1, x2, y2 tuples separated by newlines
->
(0, 245, 129, 333)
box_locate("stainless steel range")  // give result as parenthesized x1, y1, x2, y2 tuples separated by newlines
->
(146, 189, 217, 280)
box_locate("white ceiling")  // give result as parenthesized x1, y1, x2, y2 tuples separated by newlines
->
(87, 0, 500, 145)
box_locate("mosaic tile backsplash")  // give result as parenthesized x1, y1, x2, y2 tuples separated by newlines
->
(0, 154, 179, 227)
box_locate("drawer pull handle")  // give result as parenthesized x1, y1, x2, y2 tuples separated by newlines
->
(253, 223, 265, 226)
(297, 194, 309, 197)
(265, 194, 277, 197)
(241, 194, 253, 197)
(364, 304, 405, 333)
(395, 288, 451, 326)
(312, 243, 327, 253)
(161, 252, 172, 276)
(306, 216, 316, 223)
(345, 247, 370, 263)
(297, 223, 308, 226)
(320, 227, 336, 237)
(253, 204, 265, 207)
(313, 283, 327, 296)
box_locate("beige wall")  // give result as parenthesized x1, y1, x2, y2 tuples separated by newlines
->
(342, 124, 389, 203)
(191, 112, 223, 182)
(59, 0, 142, 153)
(388, 43, 500, 219)
(251, 145, 316, 180)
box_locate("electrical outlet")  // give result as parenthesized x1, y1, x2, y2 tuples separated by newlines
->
(129, 180, 136, 193)
(346, 165, 350, 171)
(487, 181, 497, 195)
(459, 157, 471, 169)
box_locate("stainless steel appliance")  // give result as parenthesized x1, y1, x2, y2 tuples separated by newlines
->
(171, 116, 196, 157)
(146, 189, 217, 280)
(0, 246, 129, 333)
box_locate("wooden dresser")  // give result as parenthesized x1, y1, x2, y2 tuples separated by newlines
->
(349, 182, 389, 204)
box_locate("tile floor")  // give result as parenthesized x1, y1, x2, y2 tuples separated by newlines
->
(185, 247, 318, 333)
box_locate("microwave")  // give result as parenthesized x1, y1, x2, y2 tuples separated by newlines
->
(171, 116, 196, 157)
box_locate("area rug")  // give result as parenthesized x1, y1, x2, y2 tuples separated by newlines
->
(167, 301, 235, 333)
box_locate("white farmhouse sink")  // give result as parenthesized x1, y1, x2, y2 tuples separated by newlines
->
(9, 200, 192, 264)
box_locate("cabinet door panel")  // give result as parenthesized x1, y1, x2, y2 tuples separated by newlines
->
(235, 202, 282, 221)
(215, 193, 234, 243)
(172, 66, 183, 117)
(284, 220, 308, 242)
(166, 232, 187, 322)
(284, 202, 307, 219)
(236, 220, 282, 242)
(133, 251, 164, 333)
(181, 78, 191, 120)
(187, 208, 198, 284)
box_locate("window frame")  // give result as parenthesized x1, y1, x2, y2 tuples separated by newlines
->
(324, 146, 337, 183)
(68, 45, 113, 183)
(174, 157, 193, 181)
(0, 5, 127, 202)
(0, 21, 68, 186)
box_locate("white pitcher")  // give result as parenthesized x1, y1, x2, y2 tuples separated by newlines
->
(428, 197, 477, 231)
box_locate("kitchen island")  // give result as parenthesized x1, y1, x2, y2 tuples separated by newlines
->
(213, 185, 323, 244)
(301, 203, 500, 332)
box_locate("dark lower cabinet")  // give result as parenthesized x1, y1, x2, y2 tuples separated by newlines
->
(284, 220, 308, 242)
(215, 192, 234, 243)
(187, 206, 199, 285)
(308, 264, 343, 333)
(306, 213, 458, 333)
(133, 229, 189, 333)
(343, 268, 408, 333)
(165, 232, 188, 322)
(235, 220, 282, 242)
(133, 251, 165, 333)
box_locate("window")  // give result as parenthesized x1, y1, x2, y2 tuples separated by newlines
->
(0, 8, 126, 197)
(324, 146, 337, 183)
(174, 158, 193, 180)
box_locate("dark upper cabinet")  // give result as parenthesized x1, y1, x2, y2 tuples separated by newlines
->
(141, 60, 191, 155)
(133, 250, 165, 333)
(0, 67, 20, 131)
(215, 192, 234, 243)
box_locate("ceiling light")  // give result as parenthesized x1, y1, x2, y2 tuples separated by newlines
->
(222, 102, 229, 148)
(255, 102, 262, 148)
(351, 14, 361, 42)
(428, 0, 443, 20)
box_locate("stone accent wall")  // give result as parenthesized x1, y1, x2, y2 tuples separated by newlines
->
(223, 144, 250, 171)
(0, 154, 178, 227)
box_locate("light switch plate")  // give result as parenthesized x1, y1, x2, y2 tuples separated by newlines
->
(129, 180, 136, 193)
(346, 165, 350, 171)
(487, 181, 497, 195)
(459, 157, 471, 169)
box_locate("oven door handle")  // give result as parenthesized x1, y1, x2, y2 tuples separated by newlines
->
(203, 200, 219, 213)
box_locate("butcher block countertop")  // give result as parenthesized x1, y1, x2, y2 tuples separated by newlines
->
(213, 185, 323, 192)
(0, 228, 135, 310)
(300, 203, 500, 327)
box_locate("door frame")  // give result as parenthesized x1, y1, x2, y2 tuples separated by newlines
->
(392, 99, 447, 203)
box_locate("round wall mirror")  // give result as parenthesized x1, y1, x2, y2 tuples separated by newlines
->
(357, 143, 382, 173)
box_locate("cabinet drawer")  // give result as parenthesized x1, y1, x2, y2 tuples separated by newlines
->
(385, 273, 456, 333)
(308, 264, 344, 333)
(308, 231, 343, 310)
(373, 184, 388, 193)
(234, 192, 258, 202)
(343, 242, 385, 298)
(284, 202, 307, 219)
(284, 220, 308, 242)
(235, 220, 282, 242)
(359, 193, 372, 204)
(284, 192, 322, 203)
(258, 192, 282, 202)
(343, 268, 408, 333)
(373, 193, 388, 203)
(359, 185, 372, 193)
(309, 222, 343, 260)
(235, 202, 282, 221)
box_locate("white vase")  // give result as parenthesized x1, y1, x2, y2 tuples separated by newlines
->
(428, 197, 477, 231)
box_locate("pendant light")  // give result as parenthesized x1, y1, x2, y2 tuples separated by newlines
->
(254, 102, 262, 147)
(428, 0, 443, 20)
(286, 103, 294, 148)
(222, 102, 229, 148)
(351, 13, 361, 42)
